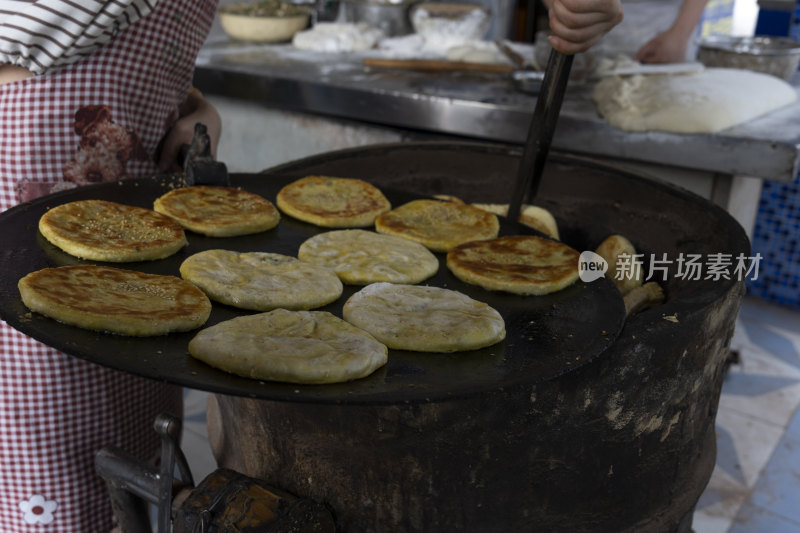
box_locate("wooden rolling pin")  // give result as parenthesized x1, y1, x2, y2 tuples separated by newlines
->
(363, 57, 514, 73)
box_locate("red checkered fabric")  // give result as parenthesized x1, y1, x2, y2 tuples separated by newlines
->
(0, 0, 218, 531)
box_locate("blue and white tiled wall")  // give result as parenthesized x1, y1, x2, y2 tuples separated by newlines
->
(749, 175, 800, 311)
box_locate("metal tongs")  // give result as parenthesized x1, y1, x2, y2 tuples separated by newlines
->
(180, 123, 230, 187)
(507, 48, 573, 222)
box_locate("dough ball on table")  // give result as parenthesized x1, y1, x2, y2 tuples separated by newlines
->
(593, 68, 797, 133)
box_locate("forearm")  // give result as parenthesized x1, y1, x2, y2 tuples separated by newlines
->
(670, 0, 710, 40)
(0, 64, 33, 85)
(157, 88, 222, 170)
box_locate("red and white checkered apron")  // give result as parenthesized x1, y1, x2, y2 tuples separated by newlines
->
(0, 1, 217, 531)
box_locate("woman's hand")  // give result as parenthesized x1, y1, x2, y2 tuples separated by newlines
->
(157, 89, 222, 172)
(636, 0, 709, 63)
(545, 0, 624, 55)
(636, 28, 688, 63)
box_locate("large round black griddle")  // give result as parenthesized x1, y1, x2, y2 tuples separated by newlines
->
(0, 173, 625, 404)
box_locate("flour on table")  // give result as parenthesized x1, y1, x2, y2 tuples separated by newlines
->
(293, 23, 384, 52)
(446, 41, 506, 64)
(593, 67, 797, 133)
(377, 32, 506, 63)
(376, 5, 505, 63)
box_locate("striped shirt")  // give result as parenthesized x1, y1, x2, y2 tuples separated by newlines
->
(0, 0, 158, 74)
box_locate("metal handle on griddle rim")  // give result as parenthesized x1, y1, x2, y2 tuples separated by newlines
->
(508, 49, 573, 222)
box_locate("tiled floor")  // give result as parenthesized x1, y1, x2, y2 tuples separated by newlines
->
(694, 296, 800, 533)
(179, 295, 800, 532)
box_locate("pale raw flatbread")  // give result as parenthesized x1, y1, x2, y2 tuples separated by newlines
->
(593, 67, 797, 133)
(180, 250, 343, 311)
(153, 186, 280, 237)
(188, 309, 388, 384)
(18, 265, 211, 336)
(342, 282, 505, 352)
(276, 176, 391, 228)
(39, 200, 187, 262)
(298, 229, 439, 285)
(375, 199, 499, 252)
(446, 235, 579, 295)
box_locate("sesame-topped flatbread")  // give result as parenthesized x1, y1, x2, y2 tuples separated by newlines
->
(342, 282, 505, 352)
(188, 309, 388, 384)
(153, 186, 280, 237)
(446, 235, 580, 295)
(18, 265, 211, 336)
(180, 250, 343, 311)
(275, 176, 391, 227)
(374, 199, 499, 252)
(298, 229, 439, 285)
(39, 199, 187, 262)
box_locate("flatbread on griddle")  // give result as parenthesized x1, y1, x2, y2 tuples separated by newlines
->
(472, 203, 560, 240)
(297, 229, 439, 285)
(595, 234, 643, 295)
(180, 250, 342, 311)
(374, 199, 499, 252)
(342, 282, 505, 352)
(446, 235, 580, 295)
(18, 265, 211, 336)
(153, 186, 280, 237)
(276, 176, 391, 227)
(188, 309, 388, 384)
(39, 199, 187, 262)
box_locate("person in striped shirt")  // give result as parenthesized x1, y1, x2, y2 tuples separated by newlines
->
(0, 1, 219, 531)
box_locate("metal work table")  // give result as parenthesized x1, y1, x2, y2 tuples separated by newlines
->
(193, 37, 800, 235)
(195, 39, 800, 182)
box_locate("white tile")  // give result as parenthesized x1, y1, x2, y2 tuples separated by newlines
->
(732, 320, 800, 372)
(180, 388, 214, 485)
(718, 348, 800, 427)
(729, 502, 800, 533)
(712, 407, 786, 489)
(182, 388, 210, 419)
(694, 464, 750, 533)
(181, 427, 217, 485)
(692, 510, 736, 533)
(747, 434, 800, 525)
(737, 297, 800, 336)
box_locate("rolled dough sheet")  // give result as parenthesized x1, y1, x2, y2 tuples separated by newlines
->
(593, 67, 798, 133)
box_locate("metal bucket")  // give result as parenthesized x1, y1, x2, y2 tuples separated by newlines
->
(340, 0, 414, 35)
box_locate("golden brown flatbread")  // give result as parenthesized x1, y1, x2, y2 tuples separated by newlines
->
(276, 176, 391, 227)
(446, 235, 580, 295)
(153, 186, 280, 237)
(18, 265, 211, 336)
(188, 309, 388, 384)
(39, 199, 187, 262)
(374, 199, 499, 252)
(595, 234, 643, 295)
